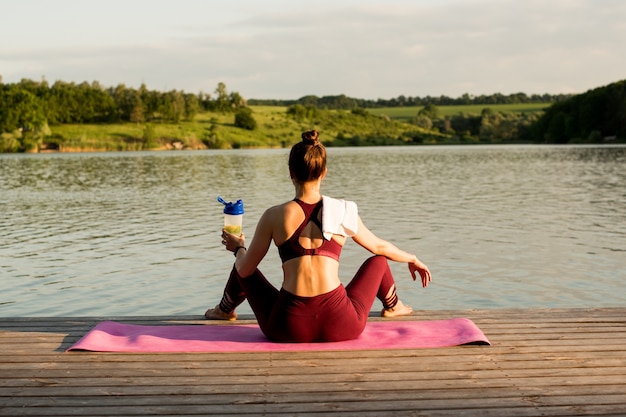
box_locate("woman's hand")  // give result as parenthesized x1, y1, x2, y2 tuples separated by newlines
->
(409, 258, 432, 288)
(221, 229, 245, 253)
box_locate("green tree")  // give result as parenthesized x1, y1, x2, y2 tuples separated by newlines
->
(184, 93, 199, 121)
(139, 83, 158, 121)
(545, 112, 568, 143)
(418, 103, 439, 120)
(111, 84, 133, 121)
(234, 107, 257, 130)
(286, 104, 319, 121)
(214, 82, 230, 112)
(532, 79, 626, 142)
(413, 114, 433, 130)
(0, 132, 20, 152)
(229, 91, 246, 109)
(160, 90, 185, 123)
(0, 87, 46, 133)
(46, 81, 69, 124)
(478, 112, 521, 142)
(129, 95, 146, 123)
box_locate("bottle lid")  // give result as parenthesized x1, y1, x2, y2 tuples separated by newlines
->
(218, 196, 244, 215)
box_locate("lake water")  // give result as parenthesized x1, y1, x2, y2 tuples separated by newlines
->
(1, 145, 625, 317)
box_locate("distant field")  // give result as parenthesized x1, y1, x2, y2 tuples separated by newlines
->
(368, 103, 551, 121)
(38, 103, 550, 152)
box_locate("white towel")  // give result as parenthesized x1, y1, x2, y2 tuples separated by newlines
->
(321, 195, 359, 240)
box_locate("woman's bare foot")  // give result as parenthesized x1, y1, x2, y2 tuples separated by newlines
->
(204, 305, 237, 321)
(381, 300, 413, 318)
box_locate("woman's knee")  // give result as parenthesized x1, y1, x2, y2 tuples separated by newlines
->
(365, 255, 388, 268)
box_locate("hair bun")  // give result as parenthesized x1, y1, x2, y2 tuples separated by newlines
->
(301, 130, 320, 145)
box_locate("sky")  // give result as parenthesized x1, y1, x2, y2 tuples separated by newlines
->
(1, 0, 625, 100)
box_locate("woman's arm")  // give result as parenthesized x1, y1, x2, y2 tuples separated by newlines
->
(351, 216, 432, 288)
(221, 208, 274, 277)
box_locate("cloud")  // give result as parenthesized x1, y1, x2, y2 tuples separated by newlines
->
(1, 0, 625, 99)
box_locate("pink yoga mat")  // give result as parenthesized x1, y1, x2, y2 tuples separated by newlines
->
(67, 318, 489, 352)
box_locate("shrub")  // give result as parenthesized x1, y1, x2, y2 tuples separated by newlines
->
(234, 108, 257, 130)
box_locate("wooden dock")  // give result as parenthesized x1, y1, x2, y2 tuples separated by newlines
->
(1, 308, 625, 416)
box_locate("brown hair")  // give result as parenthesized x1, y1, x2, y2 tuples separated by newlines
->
(288, 130, 326, 183)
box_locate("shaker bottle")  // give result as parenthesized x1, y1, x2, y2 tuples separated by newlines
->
(218, 196, 244, 236)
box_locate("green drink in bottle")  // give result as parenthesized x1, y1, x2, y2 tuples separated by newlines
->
(218, 196, 244, 236)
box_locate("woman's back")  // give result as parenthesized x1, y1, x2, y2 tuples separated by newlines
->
(273, 199, 346, 297)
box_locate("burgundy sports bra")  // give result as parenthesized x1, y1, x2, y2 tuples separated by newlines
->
(278, 199, 343, 263)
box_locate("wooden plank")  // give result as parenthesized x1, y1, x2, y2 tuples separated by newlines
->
(1, 350, 623, 369)
(1, 400, 625, 416)
(0, 394, 619, 409)
(2, 386, 626, 403)
(0, 307, 624, 416)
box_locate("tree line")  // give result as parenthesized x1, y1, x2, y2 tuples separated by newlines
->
(532, 79, 625, 143)
(283, 79, 626, 145)
(418, 80, 625, 143)
(250, 92, 573, 109)
(0, 78, 247, 133)
(411, 103, 541, 144)
(1, 76, 623, 152)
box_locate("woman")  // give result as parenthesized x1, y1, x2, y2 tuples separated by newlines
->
(205, 130, 432, 342)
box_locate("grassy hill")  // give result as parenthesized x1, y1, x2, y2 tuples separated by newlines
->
(25, 103, 550, 152)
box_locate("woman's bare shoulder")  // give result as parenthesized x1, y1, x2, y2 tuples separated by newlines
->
(260, 201, 301, 244)
(262, 201, 299, 221)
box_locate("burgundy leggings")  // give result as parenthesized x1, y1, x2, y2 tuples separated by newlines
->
(218, 255, 398, 342)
